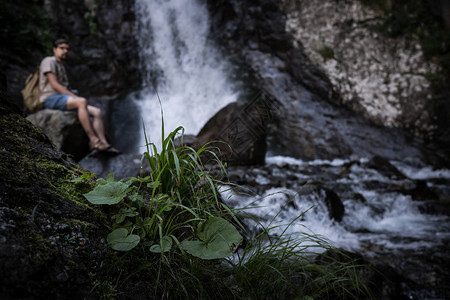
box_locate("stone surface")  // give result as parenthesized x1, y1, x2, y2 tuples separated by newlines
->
(26, 109, 89, 161)
(175, 101, 268, 166)
(284, 0, 444, 140)
(206, 0, 450, 168)
(78, 153, 150, 180)
(206, 0, 440, 166)
(0, 101, 109, 299)
(366, 155, 406, 180)
(297, 183, 345, 222)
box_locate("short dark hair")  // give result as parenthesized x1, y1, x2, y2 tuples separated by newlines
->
(53, 39, 70, 48)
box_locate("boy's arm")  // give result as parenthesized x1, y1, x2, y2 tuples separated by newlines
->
(46, 72, 77, 97)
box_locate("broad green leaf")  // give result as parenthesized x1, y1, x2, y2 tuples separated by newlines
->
(149, 236, 172, 253)
(180, 217, 242, 260)
(181, 240, 231, 259)
(153, 193, 169, 202)
(127, 176, 152, 183)
(129, 192, 144, 203)
(142, 241, 154, 247)
(83, 181, 130, 205)
(112, 207, 138, 223)
(107, 228, 140, 251)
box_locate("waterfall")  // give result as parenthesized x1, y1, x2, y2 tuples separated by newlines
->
(131, 0, 238, 150)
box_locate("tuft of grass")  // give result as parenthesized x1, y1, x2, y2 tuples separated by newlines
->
(225, 206, 373, 300)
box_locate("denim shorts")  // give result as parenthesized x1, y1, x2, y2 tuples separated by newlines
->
(43, 94, 71, 111)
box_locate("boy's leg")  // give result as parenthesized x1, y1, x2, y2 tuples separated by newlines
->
(66, 96, 106, 149)
(88, 105, 120, 153)
(87, 105, 108, 145)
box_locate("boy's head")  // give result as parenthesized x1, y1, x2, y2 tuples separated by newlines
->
(53, 39, 70, 61)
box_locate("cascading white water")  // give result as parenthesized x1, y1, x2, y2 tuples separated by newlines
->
(133, 0, 238, 149)
(221, 156, 450, 256)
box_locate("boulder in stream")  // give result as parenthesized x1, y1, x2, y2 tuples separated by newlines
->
(176, 101, 268, 166)
(298, 183, 345, 222)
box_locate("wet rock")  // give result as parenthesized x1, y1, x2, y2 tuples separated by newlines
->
(366, 155, 406, 180)
(206, 0, 439, 166)
(78, 153, 150, 180)
(403, 180, 439, 201)
(285, 0, 446, 143)
(298, 183, 345, 221)
(0, 101, 111, 299)
(26, 109, 89, 161)
(176, 101, 267, 166)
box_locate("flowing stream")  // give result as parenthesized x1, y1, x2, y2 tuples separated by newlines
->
(220, 156, 450, 297)
(222, 157, 450, 254)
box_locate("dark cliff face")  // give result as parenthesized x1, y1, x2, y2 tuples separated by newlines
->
(0, 0, 141, 109)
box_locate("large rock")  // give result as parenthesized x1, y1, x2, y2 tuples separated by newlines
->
(297, 183, 345, 222)
(176, 101, 272, 166)
(26, 109, 89, 161)
(366, 155, 406, 180)
(0, 100, 110, 299)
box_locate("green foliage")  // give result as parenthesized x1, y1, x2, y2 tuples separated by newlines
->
(0, 0, 54, 54)
(150, 235, 172, 253)
(107, 228, 140, 251)
(181, 216, 243, 259)
(84, 175, 131, 205)
(84, 11, 97, 35)
(71, 172, 96, 184)
(82, 123, 240, 257)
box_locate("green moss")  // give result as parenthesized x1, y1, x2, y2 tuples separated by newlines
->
(0, 111, 99, 212)
(62, 218, 92, 230)
(18, 225, 53, 262)
(317, 46, 335, 61)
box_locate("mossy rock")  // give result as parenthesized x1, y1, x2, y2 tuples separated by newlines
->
(0, 100, 117, 299)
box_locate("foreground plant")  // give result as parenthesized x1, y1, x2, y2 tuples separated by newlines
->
(83, 125, 242, 259)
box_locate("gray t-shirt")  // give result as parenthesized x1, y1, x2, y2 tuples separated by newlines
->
(39, 56, 69, 102)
